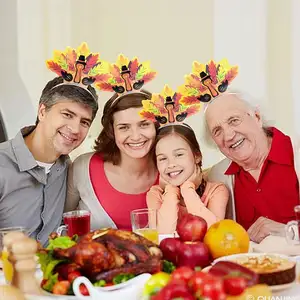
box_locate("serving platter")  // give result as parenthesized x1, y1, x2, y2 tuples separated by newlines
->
(213, 252, 300, 293)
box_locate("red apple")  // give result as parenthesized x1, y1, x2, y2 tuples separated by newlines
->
(177, 241, 211, 269)
(159, 238, 182, 265)
(176, 213, 208, 242)
(151, 280, 195, 300)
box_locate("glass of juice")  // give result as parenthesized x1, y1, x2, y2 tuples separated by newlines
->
(57, 210, 91, 237)
(131, 208, 159, 244)
(0, 226, 27, 284)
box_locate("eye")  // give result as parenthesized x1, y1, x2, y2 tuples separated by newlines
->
(157, 157, 166, 162)
(213, 128, 221, 137)
(62, 113, 72, 118)
(119, 125, 129, 131)
(229, 118, 241, 126)
(141, 122, 150, 128)
(176, 153, 184, 157)
(81, 121, 91, 128)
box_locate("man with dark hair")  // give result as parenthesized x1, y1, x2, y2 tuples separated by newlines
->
(0, 42, 101, 246)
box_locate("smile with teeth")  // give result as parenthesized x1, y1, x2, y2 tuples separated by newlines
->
(127, 141, 147, 148)
(167, 170, 183, 178)
(230, 138, 245, 149)
(59, 132, 75, 143)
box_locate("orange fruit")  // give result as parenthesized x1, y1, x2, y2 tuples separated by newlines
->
(203, 219, 249, 259)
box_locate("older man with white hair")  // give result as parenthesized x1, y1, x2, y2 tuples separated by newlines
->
(205, 92, 300, 243)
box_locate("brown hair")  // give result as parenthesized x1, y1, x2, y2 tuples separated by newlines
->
(36, 76, 98, 124)
(94, 90, 157, 165)
(154, 124, 207, 196)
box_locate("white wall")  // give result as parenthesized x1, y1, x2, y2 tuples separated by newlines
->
(0, 0, 35, 137)
(0, 0, 299, 168)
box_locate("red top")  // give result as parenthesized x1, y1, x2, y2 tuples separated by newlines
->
(89, 153, 158, 231)
(225, 127, 299, 230)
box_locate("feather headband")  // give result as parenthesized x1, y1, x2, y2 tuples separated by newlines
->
(46, 42, 111, 100)
(95, 54, 157, 106)
(139, 84, 201, 129)
(178, 59, 238, 106)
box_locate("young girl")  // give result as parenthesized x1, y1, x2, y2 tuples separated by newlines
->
(146, 124, 229, 234)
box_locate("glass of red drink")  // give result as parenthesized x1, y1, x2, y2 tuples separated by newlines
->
(294, 205, 300, 220)
(285, 205, 300, 245)
(57, 210, 91, 237)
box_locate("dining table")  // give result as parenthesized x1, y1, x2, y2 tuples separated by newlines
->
(0, 235, 300, 299)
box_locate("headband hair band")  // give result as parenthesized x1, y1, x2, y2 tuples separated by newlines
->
(139, 84, 201, 129)
(46, 42, 111, 101)
(95, 54, 157, 106)
(157, 122, 193, 131)
(108, 89, 152, 108)
(179, 59, 238, 107)
(49, 82, 97, 99)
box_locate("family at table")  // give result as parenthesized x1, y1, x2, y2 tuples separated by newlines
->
(0, 42, 299, 248)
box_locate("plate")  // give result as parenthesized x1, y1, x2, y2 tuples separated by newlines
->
(213, 252, 299, 292)
(24, 271, 149, 298)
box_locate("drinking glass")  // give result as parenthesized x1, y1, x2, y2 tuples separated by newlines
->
(0, 226, 27, 283)
(57, 210, 91, 237)
(294, 205, 300, 220)
(131, 208, 159, 244)
(285, 205, 300, 245)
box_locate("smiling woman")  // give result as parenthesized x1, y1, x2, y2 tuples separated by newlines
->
(65, 91, 159, 231)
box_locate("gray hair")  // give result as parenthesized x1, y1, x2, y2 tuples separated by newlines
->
(202, 89, 275, 148)
(36, 77, 99, 125)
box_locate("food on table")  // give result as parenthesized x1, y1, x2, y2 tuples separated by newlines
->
(159, 215, 211, 269)
(144, 261, 272, 300)
(176, 214, 208, 242)
(143, 272, 171, 296)
(162, 260, 176, 274)
(226, 284, 272, 300)
(38, 228, 162, 295)
(177, 241, 211, 269)
(230, 254, 296, 286)
(2, 250, 13, 283)
(170, 266, 195, 284)
(208, 261, 259, 287)
(160, 238, 211, 269)
(188, 271, 226, 299)
(150, 279, 195, 300)
(159, 238, 182, 265)
(223, 276, 247, 296)
(134, 228, 159, 244)
(204, 219, 250, 259)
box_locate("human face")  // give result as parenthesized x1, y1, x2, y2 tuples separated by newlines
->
(205, 94, 264, 165)
(156, 133, 197, 186)
(113, 107, 156, 159)
(38, 100, 93, 156)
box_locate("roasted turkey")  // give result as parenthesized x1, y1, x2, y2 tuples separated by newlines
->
(49, 228, 162, 282)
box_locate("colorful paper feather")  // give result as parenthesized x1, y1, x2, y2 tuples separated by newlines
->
(95, 54, 157, 95)
(179, 59, 238, 105)
(46, 42, 110, 87)
(140, 85, 201, 126)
